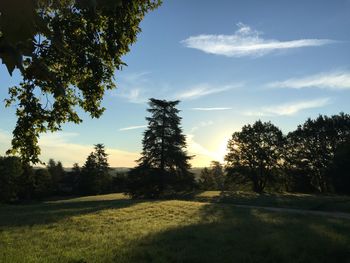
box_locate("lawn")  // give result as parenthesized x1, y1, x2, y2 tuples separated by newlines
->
(193, 191, 350, 213)
(1, 192, 350, 263)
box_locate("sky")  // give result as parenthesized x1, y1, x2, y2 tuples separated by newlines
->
(1, 0, 350, 167)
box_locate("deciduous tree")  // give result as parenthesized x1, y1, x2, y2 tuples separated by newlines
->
(0, 0, 161, 163)
(286, 113, 350, 192)
(225, 121, 284, 193)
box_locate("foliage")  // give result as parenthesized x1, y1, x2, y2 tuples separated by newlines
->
(329, 139, 350, 194)
(111, 172, 128, 193)
(0, 0, 161, 163)
(33, 168, 52, 198)
(47, 159, 65, 193)
(285, 113, 350, 193)
(225, 120, 284, 193)
(198, 161, 225, 191)
(0, 156, 23, 202)
(79, 143, 112, 195)
(126, 98, 194, 198)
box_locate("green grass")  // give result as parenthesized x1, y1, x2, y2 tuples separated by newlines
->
(1, 193, 350, 262)
(191, 191, 350, 213)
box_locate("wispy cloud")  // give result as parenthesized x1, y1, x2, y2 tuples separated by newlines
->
(192, 107, 232, 111)
(244, 98, 331, 116)
(176, 83, 242, 100)
(181, 22, 335, 57)
(117, 88, 149, 104)
(267, 71, 350, 90)
(113, 71, 153, 104)
(190, 121, 214, 133)
(119, 125, 147, 131)
(115, 72, 244, 103)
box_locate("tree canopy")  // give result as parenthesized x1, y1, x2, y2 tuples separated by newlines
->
(285, 113, 350, 192)
(225, 120, 284, 193)
(0, 0, 161, 163)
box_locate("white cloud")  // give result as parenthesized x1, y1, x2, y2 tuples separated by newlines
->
(118, 88, 148, 104)
(244, 98, 331, 117)
(181, 22, 335, 57)
(176, 83, 242, 100)
(113, 71, 153, 104)
(190, 120, 214, 133)
(267, 71, 350, 90)
(192, 107, 232, 111)
(115, 72, 244, 103)
(119, 125, 147, 131)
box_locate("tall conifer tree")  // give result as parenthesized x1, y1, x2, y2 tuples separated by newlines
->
(127, 98, 194, 197)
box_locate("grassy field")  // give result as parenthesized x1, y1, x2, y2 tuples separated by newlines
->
(1, 192, 350, 263)
(192, 191, 350, 213)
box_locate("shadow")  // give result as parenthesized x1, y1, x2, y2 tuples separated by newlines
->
(0, 198, 144, 228)
(220, 191, 350, 213)
(121, 203, 350, 263)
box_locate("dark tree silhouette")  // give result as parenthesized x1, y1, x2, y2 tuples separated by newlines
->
(198, 161, 225, 191)
(47, 159, 65, 194)
(285, 113, 350, 193)
(0, 0, 161, 163)
(329, 139, 350, 194)
(225, 120, 284, 193)
(126, 98, 194, 198)
(0, 156, 23, 202)
(79, 144, 111, 195)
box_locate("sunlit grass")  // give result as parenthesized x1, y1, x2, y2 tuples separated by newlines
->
(1, 192, 350, 262)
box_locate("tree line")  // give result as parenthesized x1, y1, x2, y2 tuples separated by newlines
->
(198, 114, 350, 194)
(1, 99, 350, 203)
(0, 144, 128, 202)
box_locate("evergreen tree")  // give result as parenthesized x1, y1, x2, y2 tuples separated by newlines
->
(79, 144, 111, 195)
(47, 159, 65, 194)
(127, 98, 194, 198)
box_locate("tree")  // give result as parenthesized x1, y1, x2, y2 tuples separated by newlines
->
(79, 144, 111, 195)
(47, 159, 65, 193)
(126, 98, 194, 198)
(198, 167, 216, 191)
(329, 140, 350, 194)
(0, 156, 23, 202)
(225, 120, 284, 193)
(285, 113, 350, 193)
(33, 168, 52, 199)
(0, 0, 161, 163)
(198, 161, 225, 191)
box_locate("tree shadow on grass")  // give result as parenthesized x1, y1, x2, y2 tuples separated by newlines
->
(0, 198, 144, 228)
(220, 191, 350, 213)
(122, 203, 350, 263)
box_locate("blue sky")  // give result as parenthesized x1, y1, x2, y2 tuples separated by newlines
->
(1, 0, 350, 167)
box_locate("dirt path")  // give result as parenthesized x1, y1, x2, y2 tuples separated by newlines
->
(232, 204, 350, 219)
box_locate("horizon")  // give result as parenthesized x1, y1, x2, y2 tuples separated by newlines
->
(1, 0, 350, 167)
